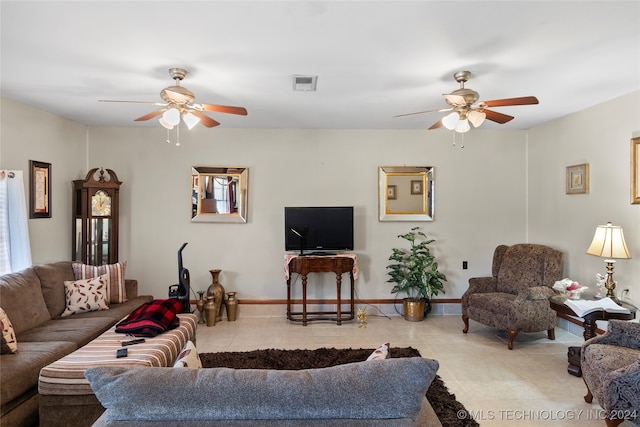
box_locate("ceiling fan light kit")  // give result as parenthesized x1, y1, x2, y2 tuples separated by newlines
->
(394, 70, 539, 136)
(100, 68, 247, 145)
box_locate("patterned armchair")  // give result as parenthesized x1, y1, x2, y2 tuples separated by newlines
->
(581, 320, 640, 427)
(461, 243, 563, 350)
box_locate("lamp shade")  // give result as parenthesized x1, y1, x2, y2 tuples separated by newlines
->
(182, 112, 201, 130)
(162, 108, 181, 126)
(159, 117, 174, 130)
(455, 119, 471, 133)
(586, 222, 631, 259)
(442, 112, 458, 130)
(467, 110, 486, 128)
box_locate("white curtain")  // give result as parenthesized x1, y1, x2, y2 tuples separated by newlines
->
(0, 170, 32, 274)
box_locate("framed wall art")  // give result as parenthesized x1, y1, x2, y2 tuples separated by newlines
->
(410, 180, 424, 195)
(566, 163, 589, 195)
(632, 137, 640, 204)
(387, 185, 397, 200)
(378, 166, 434, 222)
(29, 160, 51, 218)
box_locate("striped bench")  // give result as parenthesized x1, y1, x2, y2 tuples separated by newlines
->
(38, 313, 197, 426)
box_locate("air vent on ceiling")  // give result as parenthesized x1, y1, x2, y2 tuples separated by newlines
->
(293, 75, 317, 91)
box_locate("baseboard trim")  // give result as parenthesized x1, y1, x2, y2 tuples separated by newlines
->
(221, 298, 462, 305)
(555, 312, 606, 335)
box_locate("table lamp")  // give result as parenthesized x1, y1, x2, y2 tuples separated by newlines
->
(586, 222, 631, 299)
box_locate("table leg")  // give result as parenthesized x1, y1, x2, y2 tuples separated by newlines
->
(567, 346, 582, 377)
(336, 273, 342, 325)
(302, 274, 308, 326)
(350, 272, 355, 318)
(286, 278, 292, 320)
(583, 318, 598, 340)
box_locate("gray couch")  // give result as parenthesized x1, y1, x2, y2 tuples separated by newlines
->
(0, 261, 153, 427)
(87, 357, 442, 426)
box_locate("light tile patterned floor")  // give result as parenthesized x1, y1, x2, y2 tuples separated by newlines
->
(196, 307, 636, 426)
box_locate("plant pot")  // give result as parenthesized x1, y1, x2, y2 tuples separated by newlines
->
(402, 298, 430, 322)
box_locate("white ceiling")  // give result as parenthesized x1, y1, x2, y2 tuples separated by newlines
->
(1, 1, 639, 131)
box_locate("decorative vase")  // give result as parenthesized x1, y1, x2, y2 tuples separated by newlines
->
(196, 291, 205, 324)
(225, 292, 238, 321)
(204, 296, 216, 327)
(207, 269, 226, 322)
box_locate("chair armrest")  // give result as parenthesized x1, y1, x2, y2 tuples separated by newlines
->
(605, 358, 640, 413)
(586, 320, 640, 349)
(467, 277, 498, 294)
(462, 277, 498, 313)
(125, 279, 138, 299)
(516, 286, 556, 301)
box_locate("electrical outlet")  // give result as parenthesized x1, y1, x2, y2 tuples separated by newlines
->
(621, 288, 631, 300)
(462, 261, 468, 270)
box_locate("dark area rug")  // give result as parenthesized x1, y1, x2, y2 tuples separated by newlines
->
(200, 347, 479, 427)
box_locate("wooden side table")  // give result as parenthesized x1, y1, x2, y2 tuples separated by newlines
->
(549, 295, 636, 376)
(285, 254, 356, 326)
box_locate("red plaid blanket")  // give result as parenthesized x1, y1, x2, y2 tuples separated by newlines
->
(115, 298, 182, 337)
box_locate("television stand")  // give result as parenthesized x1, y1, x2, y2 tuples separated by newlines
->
(285, 254, 357, 326)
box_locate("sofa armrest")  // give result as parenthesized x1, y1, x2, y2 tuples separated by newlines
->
(125, 279, 138, 299)
(516, 286, 555, 301)
(467, 277, 498, 294)
(461, 277, 497, 313)
(585, 320, 640, 349)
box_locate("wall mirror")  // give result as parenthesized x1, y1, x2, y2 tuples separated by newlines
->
(378, 166, 434, 221)
(191, 166, 248, 223)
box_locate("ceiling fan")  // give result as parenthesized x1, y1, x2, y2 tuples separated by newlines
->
(394, 71, 538, 133)
(99, 68, 247, 130)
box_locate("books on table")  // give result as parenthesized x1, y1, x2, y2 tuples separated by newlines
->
(564, 297, 631, 317)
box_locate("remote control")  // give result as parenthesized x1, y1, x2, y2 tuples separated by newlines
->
(116, 348, 128, 358)
(122, 338, 146, 346)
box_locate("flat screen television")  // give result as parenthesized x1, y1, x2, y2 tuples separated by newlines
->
(284, 206, 354, 254)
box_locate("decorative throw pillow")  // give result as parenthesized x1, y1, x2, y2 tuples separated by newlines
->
(173, 340, 202, 368)
(61, 275, 110, 317)
(72, 261, 127, 304)
(366, 342, 390, 361)
(0, 307, 18, 354)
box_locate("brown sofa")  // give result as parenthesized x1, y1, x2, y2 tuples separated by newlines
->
(0, 261, 153, 427)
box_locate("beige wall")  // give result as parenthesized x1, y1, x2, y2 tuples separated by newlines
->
(2, 91, 638, 306)
(527, 91, 640, 304)
(0, 98, 88, 263)
(85, 127, 526, 300)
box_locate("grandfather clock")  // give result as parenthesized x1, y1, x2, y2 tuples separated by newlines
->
(72, 168, 121, 266)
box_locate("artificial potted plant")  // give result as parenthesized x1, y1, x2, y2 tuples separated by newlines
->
(387, 227, 447, 321)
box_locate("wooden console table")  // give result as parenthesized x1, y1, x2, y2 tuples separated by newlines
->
(549, 294, 636, 377)
(285, 254, 357, 326)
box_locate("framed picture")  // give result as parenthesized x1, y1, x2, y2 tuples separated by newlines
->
(632, 137, 640, 204)
(29, 160, 51, 218)
(566, 163, 589, 195)
(387, 185, 397, 200)
(411, 180, 423, 195)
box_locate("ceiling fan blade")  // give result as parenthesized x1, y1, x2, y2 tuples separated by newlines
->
(99, 100, 167, 106)
(191, 110, 221, 128)
(393, 107, 452, 118)
(428, 119, 443, 130)
(484, 109, 515, 124)
(197, 104, 248, 116)
(134, 110, 164, 122)
(481, 96, 539, 107)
